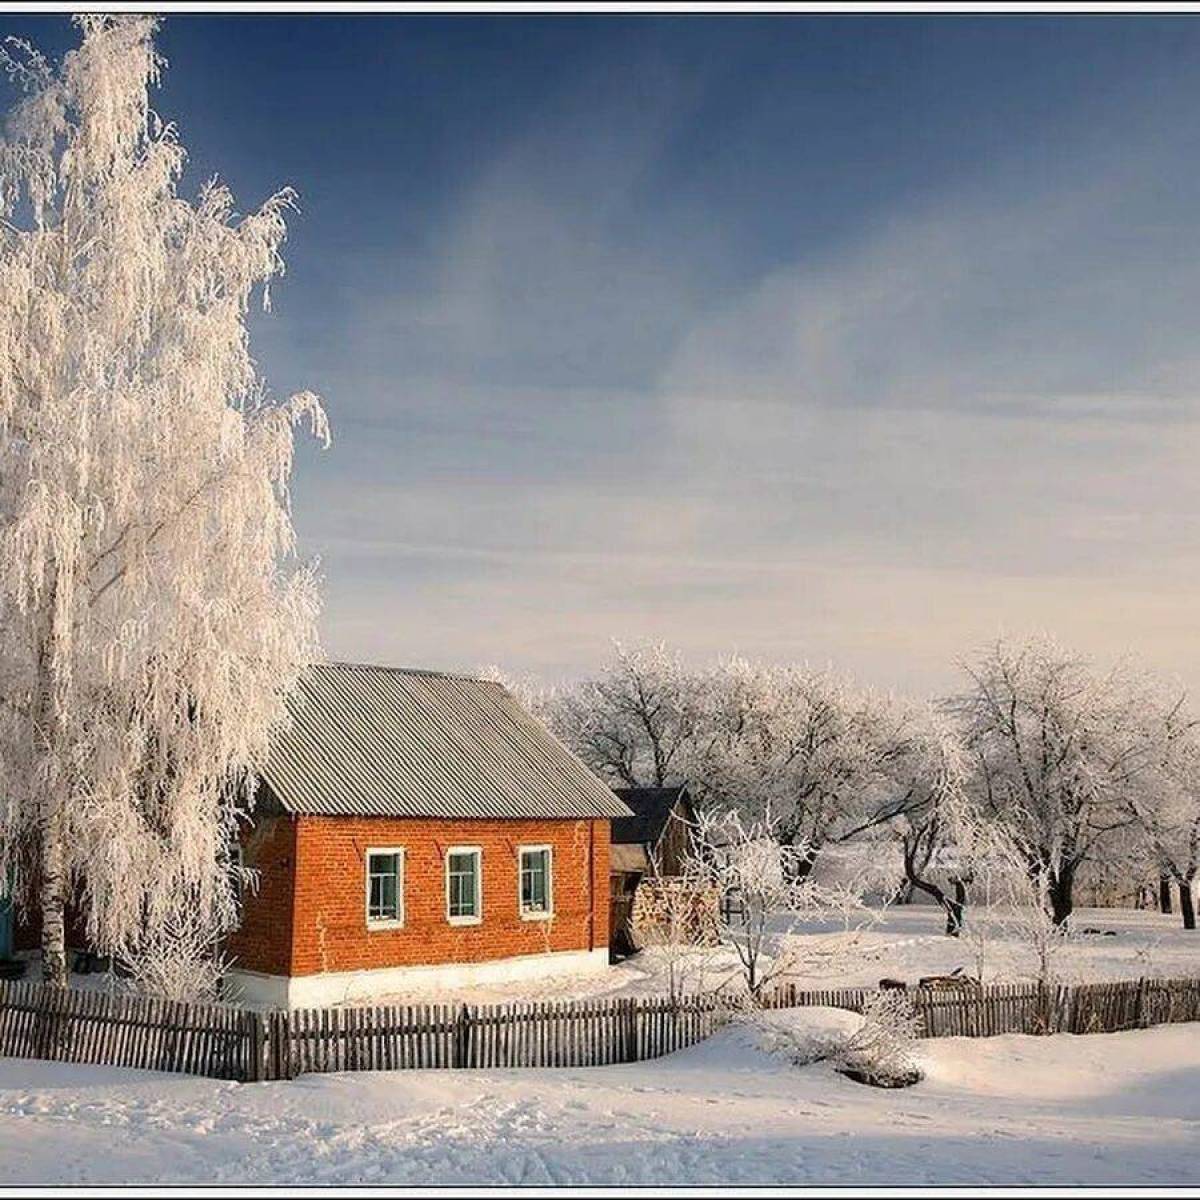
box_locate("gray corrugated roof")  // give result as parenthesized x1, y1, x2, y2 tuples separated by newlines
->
(262, 662, 632, 821)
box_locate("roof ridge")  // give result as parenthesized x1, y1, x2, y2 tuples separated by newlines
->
(314, 660, 503, 686)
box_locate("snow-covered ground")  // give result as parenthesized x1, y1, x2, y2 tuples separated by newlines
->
(350, 904, 1200, 1007)
(16, 904, 1197, 1009)
(2, 1014, 1198, 1186)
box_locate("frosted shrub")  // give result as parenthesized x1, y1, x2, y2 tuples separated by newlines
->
(835, 991, 924, 1087)
(752, 1012, 855, 1067)
(120, 900, 229, 1002)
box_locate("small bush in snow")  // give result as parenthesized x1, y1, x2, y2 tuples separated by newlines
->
(835, 991, 924, 1087)
(752, 1014, 854, 1068)
(119, 900, 229, 1002)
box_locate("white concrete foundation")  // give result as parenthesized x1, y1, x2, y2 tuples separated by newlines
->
(227, 947, 610, 1009)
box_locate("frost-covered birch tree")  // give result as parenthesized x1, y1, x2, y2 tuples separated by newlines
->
(0, 16, 326, 990)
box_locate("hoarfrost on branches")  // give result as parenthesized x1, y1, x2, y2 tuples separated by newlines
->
(834, 989, 924, 1085)
(686, 808, 885, 1000)
(0, 15, 326, 989)
(544, 640, 700, 788)
(948, 790, 1076, 987)
(949, 636, 1154, 925)
(1121, 686, 1200, 929)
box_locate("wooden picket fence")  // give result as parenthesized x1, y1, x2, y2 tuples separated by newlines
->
(262, 993, 724, 1079)
(761, 976, 1200, 1039)
(0, 979, 726, 1082)
(2, 974, 1199, 1083)
(0, 979, 257, 1080)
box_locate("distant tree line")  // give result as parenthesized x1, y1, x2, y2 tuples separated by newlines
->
(502, 635, 1200, 933)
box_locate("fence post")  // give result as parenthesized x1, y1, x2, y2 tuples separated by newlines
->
(246, 1010, 268, 1082)
(624, 998, 638, 1063)
(1135, 977, 1149, 1029)
(454, 1003, 472, 1068)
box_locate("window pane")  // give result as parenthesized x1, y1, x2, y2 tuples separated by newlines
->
(448, 851, 479, 918)
(521, 849, 549, 913)
(367, 852, 401, 922)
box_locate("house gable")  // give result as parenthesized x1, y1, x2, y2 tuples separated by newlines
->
(610, 785, 697, 872)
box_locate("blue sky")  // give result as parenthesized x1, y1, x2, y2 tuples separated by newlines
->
(8, 13, 1200, 693)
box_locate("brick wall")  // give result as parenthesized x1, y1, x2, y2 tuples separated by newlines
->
(233, 815, 610, 978)
(226, 815, 298, 976)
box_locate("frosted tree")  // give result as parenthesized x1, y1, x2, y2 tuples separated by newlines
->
(543, 640, 700, 788)
(0, 16, 326, 990)
(949, 797, 1075, 993)
(1124, 689, 1200, 929)
(686, 657, 893, 875)
(870, 703, 972, 935)
(687, 807, 882, 1000)
(948, 636, 1152, 925)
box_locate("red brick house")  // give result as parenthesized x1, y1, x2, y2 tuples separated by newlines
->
(227, 662, 631, 1008)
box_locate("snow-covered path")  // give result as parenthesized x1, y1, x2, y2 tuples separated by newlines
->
(2, 1021, 1198, 1186)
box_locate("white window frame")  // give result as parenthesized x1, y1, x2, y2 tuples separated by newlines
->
(365, 846, 406, 930)
(445, 845, 483, 926)
(518, 844, 554, 920)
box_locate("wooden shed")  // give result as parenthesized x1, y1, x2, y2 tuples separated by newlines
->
(607, 785, 699, 958)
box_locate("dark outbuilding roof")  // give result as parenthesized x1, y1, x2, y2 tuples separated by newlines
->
(262, 662, 632, 822)
(610, 785, 693, 847)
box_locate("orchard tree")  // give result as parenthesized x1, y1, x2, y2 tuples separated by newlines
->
(0, 17, 326, 989)
(862, 701, 971, 935)
(686, 657, 889, 875)
(949, 794, 1075, 993)
(1125, 691, 1200, 930)
(544, 640, 700, 788)
(948, 636, 1152, 926)
(685, 807, 879, 999)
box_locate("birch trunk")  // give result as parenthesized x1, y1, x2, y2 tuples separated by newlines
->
(39, 798, 68, 987)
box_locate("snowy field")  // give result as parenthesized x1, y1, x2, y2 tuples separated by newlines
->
(2, 1014, 1198, 1186)
(348, 905, 1200, 1007)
